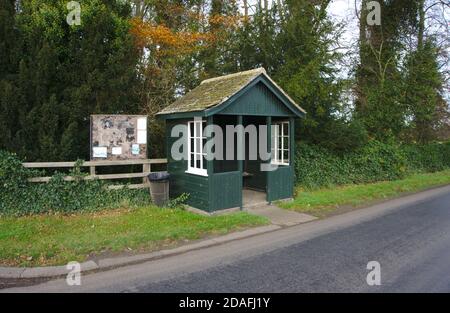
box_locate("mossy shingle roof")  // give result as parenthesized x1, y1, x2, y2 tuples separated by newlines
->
(156, 67, 306, 116)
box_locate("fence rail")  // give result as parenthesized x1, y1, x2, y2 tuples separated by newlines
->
(23, 159, 168, 190)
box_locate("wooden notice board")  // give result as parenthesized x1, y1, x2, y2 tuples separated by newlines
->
(90, 115, 148, 160)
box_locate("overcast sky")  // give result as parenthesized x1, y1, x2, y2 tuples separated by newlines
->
(244, 0, 360, 50)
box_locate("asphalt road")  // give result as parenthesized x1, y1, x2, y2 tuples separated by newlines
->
(4, 185, 450, 293)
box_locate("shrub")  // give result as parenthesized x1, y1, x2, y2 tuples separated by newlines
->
(0, 151, 151, 216)
(294, 140, 449, 190)
(350, 140, 407, 183)
(294, 144, 351, 189)
(401, 142, 450, 173)
(0, 150, 42, 191)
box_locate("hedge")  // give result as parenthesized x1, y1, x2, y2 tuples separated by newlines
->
(295, 140, 450, 189)
(0, 151, 151, 216)
(401, 143, 450, 173)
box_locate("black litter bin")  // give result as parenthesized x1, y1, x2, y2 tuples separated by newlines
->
(148, 172, 170, 207)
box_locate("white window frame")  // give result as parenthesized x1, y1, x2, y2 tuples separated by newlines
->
(186, 119, 208, 176)
(271, 121, 290, 166)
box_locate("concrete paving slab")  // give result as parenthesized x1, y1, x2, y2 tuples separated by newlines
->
(246, 205, 318, 226)
(211, 225, 281, 243)
(160, 239, 218, 256)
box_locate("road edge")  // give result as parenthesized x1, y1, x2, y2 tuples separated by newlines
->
(0, 224, 281, 279)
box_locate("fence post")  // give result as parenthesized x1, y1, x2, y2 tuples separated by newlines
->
(90, 166, 96, 177)
(143, 163, 151, 184)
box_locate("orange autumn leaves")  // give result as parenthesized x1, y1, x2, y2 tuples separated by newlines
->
(130, 18, 214, 56)
(129, 13, 241, 57)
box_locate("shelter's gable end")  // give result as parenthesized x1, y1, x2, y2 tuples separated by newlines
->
(217, 82, 293, 117)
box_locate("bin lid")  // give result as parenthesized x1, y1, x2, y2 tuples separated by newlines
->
(148, 171, 170, 182)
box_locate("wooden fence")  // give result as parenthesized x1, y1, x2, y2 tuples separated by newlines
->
(23, 159, 168, 190)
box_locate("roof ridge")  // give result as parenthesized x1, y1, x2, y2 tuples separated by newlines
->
(200, 67, 266, 85)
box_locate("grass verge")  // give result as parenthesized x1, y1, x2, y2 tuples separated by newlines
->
(280, 170, 450, 218)
(0, 207, 268, 267)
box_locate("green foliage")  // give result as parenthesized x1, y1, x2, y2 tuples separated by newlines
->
(401, 142, 450, 173)
(355, 0, 448, 143)
(295, 140, 450, 190)
(0, 0, 140, 161)
(355, 0, 415, 138)
(0, 151, 151, 216)
(274, 0, 353, 148)
(294, 140, 449, 189)
(166, 193, 190, 209)
(0, 150, 42, 191)
(310, 119, 369, 153)
(403, 39, 443, 143)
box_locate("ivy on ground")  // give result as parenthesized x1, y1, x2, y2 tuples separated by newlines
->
(0, 151, 151, 216)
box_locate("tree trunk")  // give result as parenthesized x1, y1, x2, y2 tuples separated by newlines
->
(359, 0, 368, 58)
(243, 0, 248, 18)
(356, 0, 368, 115)
(417, 0, 425, 50)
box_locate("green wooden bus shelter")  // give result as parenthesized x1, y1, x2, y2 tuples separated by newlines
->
(157, 68, 306, 212)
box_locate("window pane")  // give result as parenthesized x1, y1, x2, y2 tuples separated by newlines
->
(190, 154, 195, 168)
(196, 138, 201, 154)
(190, 123, 194, 138)
(196, 158, 201, 169)
(284, 136, 289, 150)
(283, 123, 289, 136)
(279, 135, 283, 152)
(202, 138, 207, 152)
(271, 129, 276, 150)
(190, 139, 194, 153)
(195, 122, 201, 138)
(278, 149, 282, 163)
(202, 156, 207, 169)
(283, 150, 289, 163)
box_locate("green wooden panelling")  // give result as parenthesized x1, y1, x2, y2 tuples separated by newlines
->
(267, 117, 295, 202)
(267, 166, 294, 202)
(219, 82, 293, 117)
(266, 116, 272, 202)
(204, 75, 306, 118)
(166, 119, 210, 211)
(210, 171, 242, 211)
(290, 117, 295, 184)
